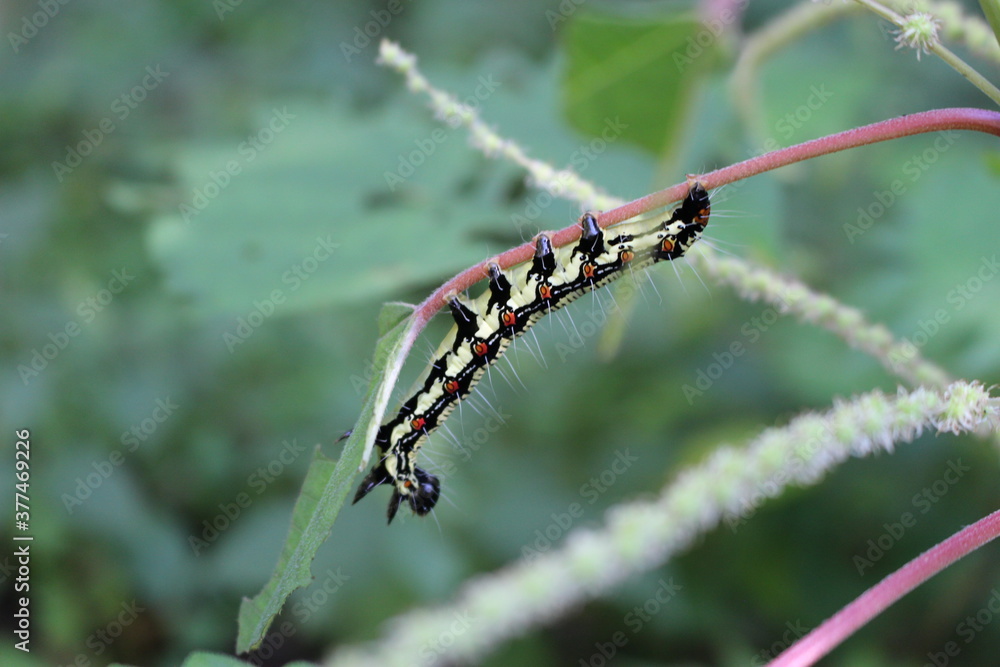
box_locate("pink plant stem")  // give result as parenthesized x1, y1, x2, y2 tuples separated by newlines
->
(767, 508, 1000, 667)
(607, 107, 1000, 224)
(407, 107, 1000, 337)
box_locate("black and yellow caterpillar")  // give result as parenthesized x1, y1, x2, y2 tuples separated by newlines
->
(354, 182, 711, 522)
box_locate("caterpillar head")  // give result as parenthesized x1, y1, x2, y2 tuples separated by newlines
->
(353, 459, 441, 523)
(678, 181, 710, 230)
(661, 182, 710, 256)
(387, 466, 440, 523)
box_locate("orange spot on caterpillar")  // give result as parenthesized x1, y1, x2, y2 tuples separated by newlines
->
(473, 341, 489, 356)
(445, 380, 460, 394)
(539, 284, 552, 300)
(661, 238, 674, 252)
(410, 417, 426, 431)
(695, 207, 710, 225)
(620, 250, 634, 263)
(583, 263, 596, 278)
(501, 311, 517, 327)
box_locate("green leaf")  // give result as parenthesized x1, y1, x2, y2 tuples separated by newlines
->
(236, 302, 416, 652)
(979, 0, 1000, 52)
(147, 101, 507, 319)
(561, 10, 721, 156)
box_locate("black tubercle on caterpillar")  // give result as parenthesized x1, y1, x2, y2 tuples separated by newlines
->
(353, 182, 711, 523)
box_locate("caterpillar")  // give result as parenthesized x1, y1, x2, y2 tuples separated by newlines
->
(353, 181, 711, 523)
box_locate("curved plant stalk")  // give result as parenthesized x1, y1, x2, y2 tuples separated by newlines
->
(687, 246, 952, 388)
(769, 506, 1000, 667)
(980, 0, 1000, 51)
(378, 40, 617, 214)
(325, 382, 999, 667)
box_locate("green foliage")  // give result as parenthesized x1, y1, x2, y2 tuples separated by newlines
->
(148, 104, 510, 317)
(978, 0, 1000, 46)
(562, 11, 721, 156)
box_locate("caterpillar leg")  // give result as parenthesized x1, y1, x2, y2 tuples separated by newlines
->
(352, 461, 392, 504)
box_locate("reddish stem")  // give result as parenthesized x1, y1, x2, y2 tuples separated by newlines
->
(409, 107, 1000, 332)
(767, 508, 1000, 667)
(606, 107, 1000, 224)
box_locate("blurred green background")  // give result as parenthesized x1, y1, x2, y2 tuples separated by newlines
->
(2, 0, 1000, 665)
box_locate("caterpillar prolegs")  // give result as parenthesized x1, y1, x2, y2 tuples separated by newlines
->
(353, 182, 711, 523)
